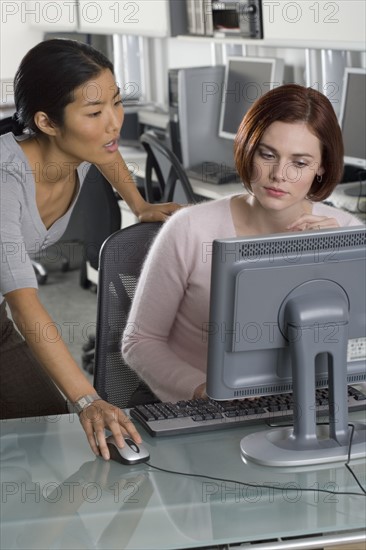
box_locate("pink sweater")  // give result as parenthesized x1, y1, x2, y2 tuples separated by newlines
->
(122, 196, 363, 402)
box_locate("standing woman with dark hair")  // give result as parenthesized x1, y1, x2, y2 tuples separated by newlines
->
(0, 38, 179, 458)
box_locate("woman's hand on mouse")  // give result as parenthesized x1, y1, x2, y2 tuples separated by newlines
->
(78, 400, 142, 460)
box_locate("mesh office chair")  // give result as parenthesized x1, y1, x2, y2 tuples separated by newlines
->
(77, 164, 122, 289)
(75, 166, 123, 373)
(140, 131, 199, 204)
(93, 221, 163, 409)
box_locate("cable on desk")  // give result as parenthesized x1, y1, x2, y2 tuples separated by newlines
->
(146, 463, 365, 498)
(264, 420, 366, 497)
(145, 422, 366, 498)
(345, 423, 366, 495)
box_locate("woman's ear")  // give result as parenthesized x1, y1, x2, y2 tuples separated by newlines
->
(33, 112, 58, 136)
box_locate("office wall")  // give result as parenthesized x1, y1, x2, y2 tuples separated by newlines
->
(166, 37, 213, 68)
(0, 9, 43, 105)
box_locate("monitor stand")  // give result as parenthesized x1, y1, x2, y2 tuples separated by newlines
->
(240, 280, 366, 467)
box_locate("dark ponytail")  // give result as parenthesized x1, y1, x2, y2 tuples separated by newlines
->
(0, 113, 26, 136)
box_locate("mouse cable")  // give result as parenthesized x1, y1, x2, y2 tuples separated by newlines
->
(145, 463, 365, 498)
(145, 422, 366, 498)
(356, 171, 366, 214)
(264, 419, 366, 496)
(345, 423, 366, 495)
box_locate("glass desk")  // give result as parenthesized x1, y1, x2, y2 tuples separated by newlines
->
(1, 413, 365, 550)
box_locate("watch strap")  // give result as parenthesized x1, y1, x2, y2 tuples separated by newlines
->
(71, 393, 102, 415)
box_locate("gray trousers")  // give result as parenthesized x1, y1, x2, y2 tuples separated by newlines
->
(0, 300, 68, 419)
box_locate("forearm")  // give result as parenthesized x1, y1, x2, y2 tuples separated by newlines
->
(6, 289, 95, 402)
(123, 335, 205, 402)
(121, 212, 205, 401)
(5, 289, 142, 459)
(96, 153, 182, 222)
(96, 152, 146, 217)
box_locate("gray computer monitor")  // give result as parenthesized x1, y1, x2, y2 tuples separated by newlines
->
(339, 67, 366, 170)
(218, 56, 285, 140)
(206, 226, 366, 466)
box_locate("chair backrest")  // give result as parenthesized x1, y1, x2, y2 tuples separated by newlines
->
(93, 221, 163, 408)
(140, 131, 198, 204)
(74, 164, 122, 270)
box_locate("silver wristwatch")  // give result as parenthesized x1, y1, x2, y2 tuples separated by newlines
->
(71, 394, 102, 415)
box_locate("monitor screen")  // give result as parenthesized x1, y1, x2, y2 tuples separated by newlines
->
(218, 56, 285, 140)
(338, 67, 366, 169)
(206, 226, 366, 466)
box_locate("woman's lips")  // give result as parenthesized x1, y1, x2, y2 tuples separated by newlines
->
(264, 186, 288, 197)
(104, 138, 119, 152)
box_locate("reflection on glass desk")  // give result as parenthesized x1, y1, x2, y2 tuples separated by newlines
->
(1, 414, 365, 550)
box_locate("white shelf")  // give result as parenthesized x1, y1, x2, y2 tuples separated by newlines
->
(180, 0, 365, 51)
(176, 35, 366, 52)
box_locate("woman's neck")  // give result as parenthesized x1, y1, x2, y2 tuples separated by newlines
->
(232, 194, 312, 236)
(19, 135, 79, 186)
(18, 135, 80, 229)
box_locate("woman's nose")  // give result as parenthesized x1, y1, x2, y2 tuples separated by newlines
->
(270, 162, 287, 182)
(107, 108, 124, 133)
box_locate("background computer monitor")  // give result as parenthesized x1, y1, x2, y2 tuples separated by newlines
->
(206, 226, 366, 466)
(338, 67, 366, 170)
(218, 56, 285, 140)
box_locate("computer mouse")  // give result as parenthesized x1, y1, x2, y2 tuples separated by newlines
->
(106, 435, 150, 465)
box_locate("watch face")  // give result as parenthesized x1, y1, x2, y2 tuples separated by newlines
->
(74, 395, 101, 414)
(79, 397, 89, 408)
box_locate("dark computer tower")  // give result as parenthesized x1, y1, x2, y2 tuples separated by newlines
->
(167, 66, 235, 170)
(168, 69, 183, 162)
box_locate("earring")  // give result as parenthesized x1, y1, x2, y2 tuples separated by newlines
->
(316, 174, 323, 183)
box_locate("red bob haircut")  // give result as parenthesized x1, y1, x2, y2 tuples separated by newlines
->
(234, 83, 344, 201)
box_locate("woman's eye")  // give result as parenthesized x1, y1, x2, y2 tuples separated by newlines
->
(114, 99, 123, 107)
(88, 111, 101, 118)
(294, 161, 307, 168)
(260, 151, 275, 160)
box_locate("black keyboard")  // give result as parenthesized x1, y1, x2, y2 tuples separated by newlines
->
(130, 386, 366, 437)
(187, 162, 240, 185)
(341, 164, 366, 184)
